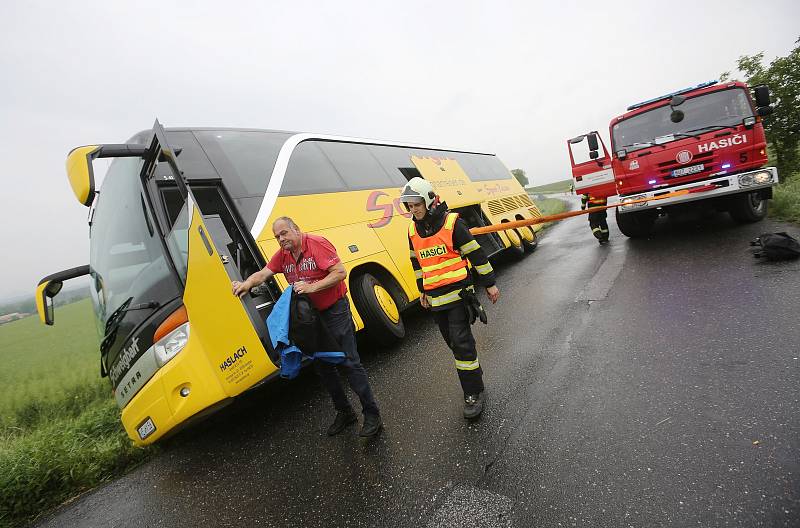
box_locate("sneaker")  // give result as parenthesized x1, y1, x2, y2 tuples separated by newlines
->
(359, 413, 383, 437)
(327, 410, 358, 436)
(463, 393, 485, 419)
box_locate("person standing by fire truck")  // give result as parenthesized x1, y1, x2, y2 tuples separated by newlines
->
(400, 177, 499, 420)
(581, 193, 610, 244)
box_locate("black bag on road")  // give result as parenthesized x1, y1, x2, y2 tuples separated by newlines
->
(750, 232, 800, 261)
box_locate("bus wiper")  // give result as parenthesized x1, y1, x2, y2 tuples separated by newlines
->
(99, 297, 160, 369)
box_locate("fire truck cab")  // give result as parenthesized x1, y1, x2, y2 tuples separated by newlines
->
(567, 81, 778, 237)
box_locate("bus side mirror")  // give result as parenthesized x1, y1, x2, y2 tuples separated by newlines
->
(66, 144, 148, 207)
(36, 280, 62, 325)
(36, 265, 91, 325)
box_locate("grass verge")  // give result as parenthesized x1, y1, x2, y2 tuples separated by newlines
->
(527, 179, 573, 194)
(769, 173, 800, 224)
(0, 300, 156, 528)
(533, 197, 569, 222)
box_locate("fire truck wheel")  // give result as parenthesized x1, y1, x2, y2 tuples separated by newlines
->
(520, 226, 538, 252)
(615, 208, 656, 238)
(351, 272, 405, 346)
(729, 191, 768, 223)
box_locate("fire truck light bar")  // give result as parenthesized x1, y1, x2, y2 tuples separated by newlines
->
(626, 80, 718, 111)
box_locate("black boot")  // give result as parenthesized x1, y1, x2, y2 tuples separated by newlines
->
(463, 393, 485, 419)
(359, 413, 383, 437)
(327, 409, 357, 436)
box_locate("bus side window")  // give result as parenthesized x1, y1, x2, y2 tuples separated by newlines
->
(318, 142, 394, 191)
(367, 145, 420, 186)
(281, 141, 346, 196)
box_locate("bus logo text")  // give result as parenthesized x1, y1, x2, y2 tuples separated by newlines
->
(109, 336, 140, 385)
(366, 191, 412, 229)
(219, 346, 247, 372)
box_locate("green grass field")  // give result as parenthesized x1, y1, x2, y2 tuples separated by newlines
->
(533, 197, 569, 218)
(527, 179, 573, 194)
(770, 172, 800, 224)
(0, 299, 154, 528)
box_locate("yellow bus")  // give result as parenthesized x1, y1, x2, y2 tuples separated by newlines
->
(37, 121, 540, 445)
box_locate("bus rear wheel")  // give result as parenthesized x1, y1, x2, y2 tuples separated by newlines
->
(504, 224, 526, 260)
(729, 191, 768, 223)
(520, 226, 538, 252)
(351, 272, 405, 346)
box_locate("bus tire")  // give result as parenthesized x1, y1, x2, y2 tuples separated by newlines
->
(729, 191, 768, 223)
(350, 272, 405, 346)
(504, 224, 526, 260)
(615, 208, 656, 238)
(520, 226, 538, 252)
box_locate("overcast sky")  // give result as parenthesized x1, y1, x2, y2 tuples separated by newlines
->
(1, 0, 798, 300)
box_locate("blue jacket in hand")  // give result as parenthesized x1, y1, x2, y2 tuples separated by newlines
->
(266, 287, 345, 379)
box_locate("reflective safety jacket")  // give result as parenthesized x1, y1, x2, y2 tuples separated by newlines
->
(408, 207, 496, 311)
(410, 212, 469, 290)
(581, 194, 607, 209)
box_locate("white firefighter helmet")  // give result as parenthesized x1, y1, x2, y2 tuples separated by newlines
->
(399, 177, 436, 210)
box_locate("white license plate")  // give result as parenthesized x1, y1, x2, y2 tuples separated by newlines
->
(137, 418, 156, 440)
(671, 164, 704, 177)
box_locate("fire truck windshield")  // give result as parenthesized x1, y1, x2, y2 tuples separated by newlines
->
(612, 87, 754, 152)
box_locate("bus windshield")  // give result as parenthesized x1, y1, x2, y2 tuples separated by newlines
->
(89, 157, 181, 336)
(612, 87, 754, 152)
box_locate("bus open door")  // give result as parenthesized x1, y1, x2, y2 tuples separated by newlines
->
(119, 121, 280, 443)
(567, 131, 616, 198)
(38, 121, 281, 444)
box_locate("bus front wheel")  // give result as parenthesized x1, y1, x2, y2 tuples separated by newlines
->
(351, 272, 405, 346)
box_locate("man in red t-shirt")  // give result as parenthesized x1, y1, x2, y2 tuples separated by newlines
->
(233, 216, 382, 437)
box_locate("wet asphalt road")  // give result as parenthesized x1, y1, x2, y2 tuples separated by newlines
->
(36, 198, 800, 528)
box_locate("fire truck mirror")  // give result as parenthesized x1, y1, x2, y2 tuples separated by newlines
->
(670, 109, 685, 123)
(754, 85, 771, 108)
(589, 150, 599, 160)
(586, 133, 599, 151)
(757, 106, 773, 117)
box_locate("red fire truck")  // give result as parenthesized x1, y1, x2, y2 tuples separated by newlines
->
(567, 80, 778, 237)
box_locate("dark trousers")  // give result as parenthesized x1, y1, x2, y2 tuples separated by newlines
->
(432, 301, 485, 396)
(313, 297, 380, 416)
(588, 210, 609, 241)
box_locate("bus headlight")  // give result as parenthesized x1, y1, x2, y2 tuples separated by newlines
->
(739, 171, 773, 187)
(154, 322, 190, 367)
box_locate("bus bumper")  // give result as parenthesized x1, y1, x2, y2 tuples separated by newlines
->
(618, 167, 778, 213)
(120, 337, 228, 446)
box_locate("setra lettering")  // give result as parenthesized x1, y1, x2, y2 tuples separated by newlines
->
(697, 134, 747, 153)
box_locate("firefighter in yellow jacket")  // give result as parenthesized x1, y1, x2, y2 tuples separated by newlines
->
(581, 193, 610, 244)
(400, 177, 499, 419)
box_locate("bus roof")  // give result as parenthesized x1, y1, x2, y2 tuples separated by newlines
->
(128, 127, 495, 157)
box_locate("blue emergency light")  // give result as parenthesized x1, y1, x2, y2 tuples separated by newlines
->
(626, 81, 718, 111)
